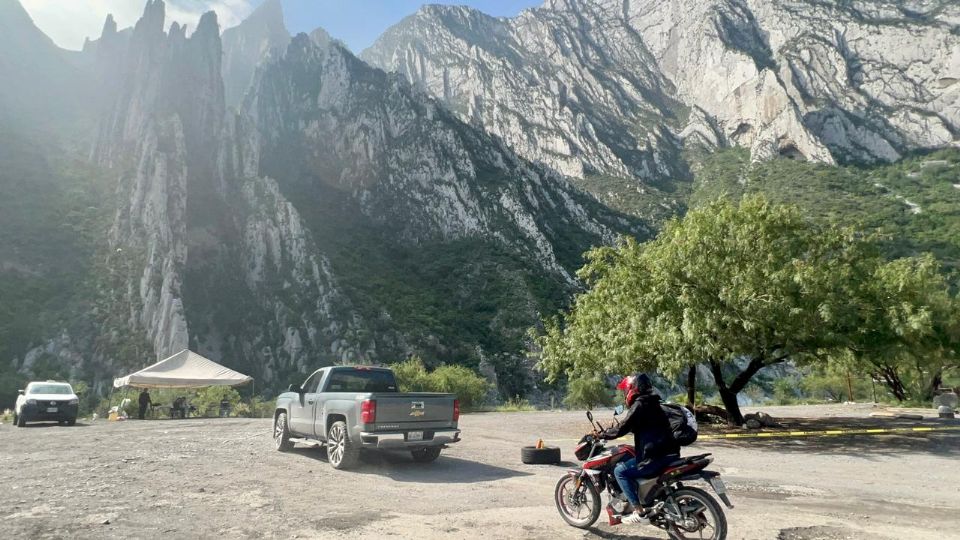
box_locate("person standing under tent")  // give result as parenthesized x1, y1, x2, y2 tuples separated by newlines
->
(138, 389, 155, 420)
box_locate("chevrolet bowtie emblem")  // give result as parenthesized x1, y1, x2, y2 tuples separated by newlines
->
(410, 401, 425, 416)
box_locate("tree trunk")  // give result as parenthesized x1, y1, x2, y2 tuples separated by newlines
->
(708, 360, 745, 426)
(877, 365, 908, 402)
(686, 365, 697, 408)
(920, 368, 943, 403)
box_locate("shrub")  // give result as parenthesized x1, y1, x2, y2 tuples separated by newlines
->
(496, 395, 536, 412)
(193, 386, 242, 417)
(667, 392, 705, 406)
(429, 364, 491, 409)
(773, 378, 799, 405)
(564, 377, 615, 409)
(392, 358, 432, 392)
(391, 357, 492, 409)
(236, 397, 274, 418)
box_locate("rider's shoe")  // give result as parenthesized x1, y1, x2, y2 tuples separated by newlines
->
(621, 510, 649, 524)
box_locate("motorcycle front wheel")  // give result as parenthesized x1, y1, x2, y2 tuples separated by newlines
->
(666, 486, 727, 540)
(554, 474, 601, 529)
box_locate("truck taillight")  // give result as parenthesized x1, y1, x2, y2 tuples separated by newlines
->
(453, 399, 460, 422)
(361, 399, 376, 424)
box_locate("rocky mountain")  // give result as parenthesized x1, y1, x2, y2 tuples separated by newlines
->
(2, 0, 958, 406)
(221, 0, 290, 107)
(1, 0, 637, 401)
(0, 0, 88, 127)
(362, 0, 960, 216)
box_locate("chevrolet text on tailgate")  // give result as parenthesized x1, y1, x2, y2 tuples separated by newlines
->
(273, 366, 461, 469)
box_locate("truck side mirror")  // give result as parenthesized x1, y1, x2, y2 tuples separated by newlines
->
(18, 389, 24, 395)
(288, 383, 302, 394)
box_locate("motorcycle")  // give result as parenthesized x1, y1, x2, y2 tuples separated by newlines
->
(554, 407, 734, 539)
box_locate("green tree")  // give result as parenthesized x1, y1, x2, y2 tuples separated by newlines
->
(563, 377, 615, 409)
(538, 196, 898, 425)
(844, 255, 960, 402)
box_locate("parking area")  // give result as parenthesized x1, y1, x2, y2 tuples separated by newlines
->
(1, 405, 957, 539)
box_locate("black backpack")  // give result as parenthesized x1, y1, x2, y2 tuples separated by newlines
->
(661, 403, 699, 446)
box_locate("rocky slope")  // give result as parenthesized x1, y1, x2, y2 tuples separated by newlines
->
(362, 0, 960, 214)
(0, 0, 88, 127)
(4, 0, 958, 404)
(220, 0, 290, 107)
(2, 0, 638, 398)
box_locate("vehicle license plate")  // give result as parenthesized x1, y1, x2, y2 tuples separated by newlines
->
(47, 407, 58, 413)
(709, 477, 727, 495)
(407, 431, 423, 441)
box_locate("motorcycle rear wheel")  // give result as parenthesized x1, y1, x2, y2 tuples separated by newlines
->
(666, 486, 727, 540)
(554, 475, 601, 529)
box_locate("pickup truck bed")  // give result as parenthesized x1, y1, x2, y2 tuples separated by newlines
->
(273, 366, 461, 469)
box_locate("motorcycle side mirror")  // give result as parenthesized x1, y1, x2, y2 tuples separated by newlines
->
(586, 411, 594, 423)
(614, 404, 624, 416)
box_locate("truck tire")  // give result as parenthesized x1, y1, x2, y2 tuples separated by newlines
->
(411, 447, 442, 463)
(327, 420, 360, 470)
(16, 412, 25, 428)
(274, 412, 294, 452)
(521, 445, 561, 465)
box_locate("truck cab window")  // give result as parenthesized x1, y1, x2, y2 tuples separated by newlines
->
(324, 370, 397, 392)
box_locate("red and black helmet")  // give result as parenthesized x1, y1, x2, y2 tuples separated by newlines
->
(616, 373, 653, 406)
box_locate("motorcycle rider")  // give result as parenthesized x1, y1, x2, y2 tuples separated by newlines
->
(599, 373, 680, 524)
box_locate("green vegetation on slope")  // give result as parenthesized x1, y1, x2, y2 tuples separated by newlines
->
(0, 127, 119, 407)
(282, 182, 576, 398)
(692, 147, 960, 269)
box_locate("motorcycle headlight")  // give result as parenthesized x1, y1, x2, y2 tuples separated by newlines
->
(26, 399, 37, 405)
(68, 398, 79, 405)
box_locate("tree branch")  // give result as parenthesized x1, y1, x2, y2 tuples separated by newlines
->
(729, 356, 766, 394)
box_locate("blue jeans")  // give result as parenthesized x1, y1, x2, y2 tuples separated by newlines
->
(613, 454, 680, 506)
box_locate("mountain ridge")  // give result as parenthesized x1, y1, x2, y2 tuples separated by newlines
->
(362, 0, 960, 217)
(1, 0, 958, 406)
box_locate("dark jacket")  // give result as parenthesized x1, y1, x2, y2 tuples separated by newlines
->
(603, 393, 679, 460)
(138, 391, 152, 407)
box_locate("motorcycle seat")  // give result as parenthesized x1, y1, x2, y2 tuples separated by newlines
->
(666, 453, 712, 468)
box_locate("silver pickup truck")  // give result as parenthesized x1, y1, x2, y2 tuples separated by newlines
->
(273, 366, 461, 469)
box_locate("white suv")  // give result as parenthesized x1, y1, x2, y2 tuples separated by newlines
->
(14, 381, 80, 427)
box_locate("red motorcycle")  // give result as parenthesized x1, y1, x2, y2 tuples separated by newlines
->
(554, 409, 733, 539)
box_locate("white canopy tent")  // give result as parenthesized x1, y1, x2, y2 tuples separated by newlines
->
(113, 349, 253, 389)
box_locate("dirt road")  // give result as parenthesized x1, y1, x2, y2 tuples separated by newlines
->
(1, 405, 957, 539)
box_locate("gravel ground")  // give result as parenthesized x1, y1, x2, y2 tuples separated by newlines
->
(0, 403, 957, 539)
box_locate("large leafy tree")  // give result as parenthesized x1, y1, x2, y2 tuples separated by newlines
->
(844, 255, 959, 401)
(538, 196, 931, 424)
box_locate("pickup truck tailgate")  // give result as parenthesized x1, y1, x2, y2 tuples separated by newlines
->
(374, 393, 455, 425)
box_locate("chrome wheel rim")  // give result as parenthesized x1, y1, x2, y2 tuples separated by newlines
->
(274, 415, 285, 447)
(328, 424, 345, 465)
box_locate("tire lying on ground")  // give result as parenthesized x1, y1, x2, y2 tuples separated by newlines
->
(521, 445, 561, 465)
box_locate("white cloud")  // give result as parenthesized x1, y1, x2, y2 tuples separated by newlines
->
(20, 0, 255, 51)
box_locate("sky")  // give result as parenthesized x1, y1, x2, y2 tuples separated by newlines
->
(20, 0, 543, 53)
